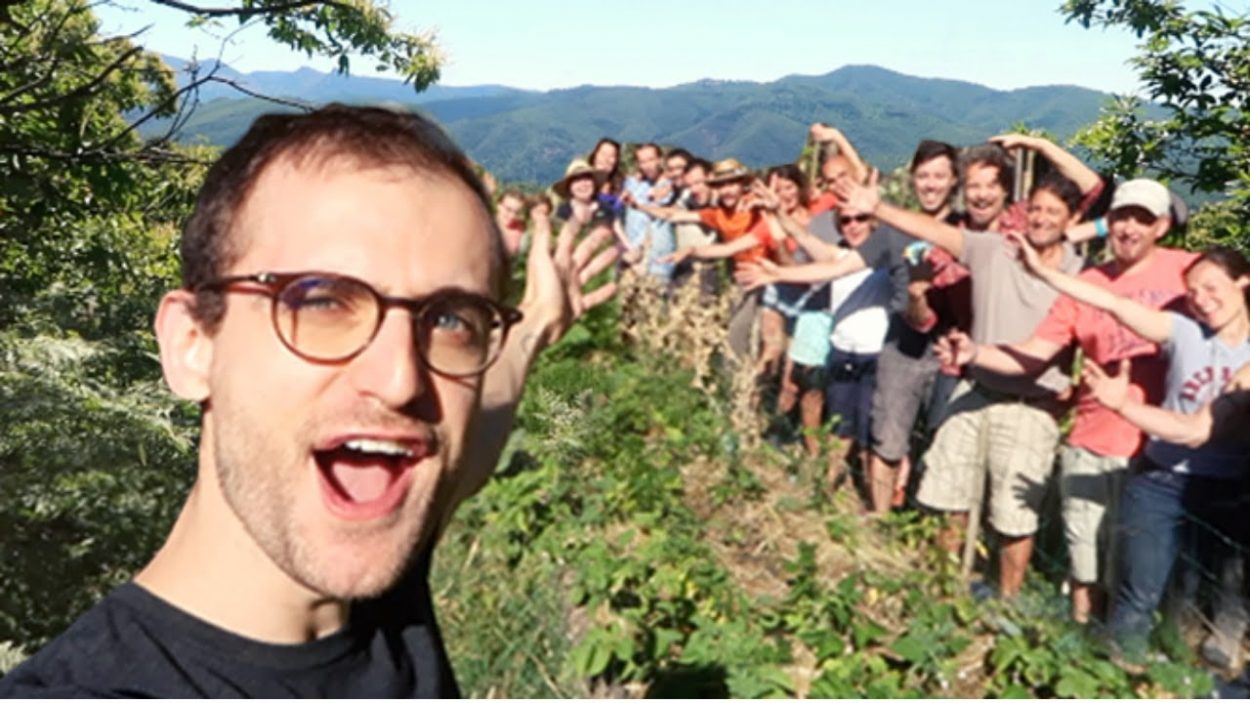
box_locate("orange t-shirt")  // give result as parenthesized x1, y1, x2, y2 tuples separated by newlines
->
(698, 207, 774, 265)
(808, 191, 841, 216)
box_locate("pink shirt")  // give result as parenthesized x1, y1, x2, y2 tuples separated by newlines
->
(1034, 247, 1198, 457)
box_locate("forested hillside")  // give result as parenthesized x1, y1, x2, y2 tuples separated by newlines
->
(154, 62, 1110, 184)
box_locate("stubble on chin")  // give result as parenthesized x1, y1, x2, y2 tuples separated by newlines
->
(209, 407, 430, 602)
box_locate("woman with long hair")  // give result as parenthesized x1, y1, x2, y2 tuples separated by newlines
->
(588, 137, 623, 198)
(759, 163, 813, 382)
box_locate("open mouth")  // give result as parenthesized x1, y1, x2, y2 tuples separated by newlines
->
(313, 436, 431, 521)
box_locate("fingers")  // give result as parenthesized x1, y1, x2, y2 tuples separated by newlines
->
(581, 282, 617, 311)
(733, 269, 761, 287)
(733, 262, 761, 283)
(571, 226, 615, 270)
(579, 247, 619, 285)
(1081, 359, 1107, 386)
(554, 217, 577, 265)
(990, 133, 1028, 149)
(1118, 358, 1132, 379)
(527, 214, 554, 265)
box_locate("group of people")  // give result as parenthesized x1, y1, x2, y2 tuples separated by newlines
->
(492, 124, 1250, 670)
(3, 103, 1248, 696)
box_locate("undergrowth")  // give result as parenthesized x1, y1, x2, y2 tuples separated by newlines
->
(431, 281, 1214, 698)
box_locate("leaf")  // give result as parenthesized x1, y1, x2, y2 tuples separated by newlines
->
(1055, 667, 1101, 698)
(890, 633, 933, 663)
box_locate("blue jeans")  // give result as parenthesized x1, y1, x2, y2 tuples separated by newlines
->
(1108, 466, 1247, 657)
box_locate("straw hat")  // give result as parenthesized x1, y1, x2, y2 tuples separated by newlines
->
(706, 158, 752, 185)
(553, 158, 605, 199)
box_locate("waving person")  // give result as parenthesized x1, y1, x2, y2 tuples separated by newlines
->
(932, 179, 1195, 623)
(1010, 236, 1250, 665)
(640, 159, 779, 360)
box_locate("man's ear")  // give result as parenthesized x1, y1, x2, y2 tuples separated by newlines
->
(155, 290, 213, 402)
(1152, 216, 1173, 242)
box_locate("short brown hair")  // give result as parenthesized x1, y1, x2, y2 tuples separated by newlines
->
(959, 143, 1014, 195)
(182, 103, 503, 331)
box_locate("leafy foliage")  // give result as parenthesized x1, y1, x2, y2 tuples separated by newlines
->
(0, 334, 197, 649)
(1064, 0, 1250, 251)
(431, 301, 1213, 698)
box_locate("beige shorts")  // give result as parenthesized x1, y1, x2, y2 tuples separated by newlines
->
(917, 381, 1060, 537)
(1059, 445, 1128, 584)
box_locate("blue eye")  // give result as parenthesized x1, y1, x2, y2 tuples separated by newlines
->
(433, 310, 468, 331)
(422, 297, 494, 345)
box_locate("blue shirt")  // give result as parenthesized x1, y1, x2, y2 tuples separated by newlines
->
(622, 175, 676, 279)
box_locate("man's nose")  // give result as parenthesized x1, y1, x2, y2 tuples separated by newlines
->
(346, 308, 426, 407)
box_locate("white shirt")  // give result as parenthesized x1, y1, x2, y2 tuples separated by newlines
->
(827, 253, 891, 355)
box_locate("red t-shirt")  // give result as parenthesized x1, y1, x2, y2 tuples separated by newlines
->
(1034, 247, 1198, 457)
(698, 207, 774, 265)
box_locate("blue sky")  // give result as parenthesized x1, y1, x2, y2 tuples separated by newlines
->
(96, 1, 1155, 95)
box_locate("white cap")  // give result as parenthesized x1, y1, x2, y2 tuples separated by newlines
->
(1110, 179, 1171, 218)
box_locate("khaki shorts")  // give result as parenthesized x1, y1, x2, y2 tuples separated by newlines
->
(917, 381, 1060, 537)
(1060, 445, 1128, 584)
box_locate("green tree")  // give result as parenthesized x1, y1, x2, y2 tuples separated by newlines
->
(1063, 0, 1250, 251)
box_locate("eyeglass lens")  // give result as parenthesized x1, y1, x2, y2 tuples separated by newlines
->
(273, 275, 502, 375)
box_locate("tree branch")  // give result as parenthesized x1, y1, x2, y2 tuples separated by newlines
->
(0, 45, 143, 116)
(148, 0, 357, 18)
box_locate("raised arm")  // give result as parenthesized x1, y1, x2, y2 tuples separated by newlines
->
(632, 201, 701, 224)
(769, 209, 841, 261)
(1082, 360, 1250, 448)
(935, 329, 1065, 377)
(758, 212, 798, 266)
(835, 175, 965, 259)
(450, 219, 619, 519)
(990, 133, 1102, 196)
(1011, 232, 1173, 344)
(811, 123, 868, 184)
(734, 250, 867, 290)
(664, 234, 760, 265)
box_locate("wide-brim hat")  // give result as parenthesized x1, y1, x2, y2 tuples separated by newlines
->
(553, 158, 606, 199)
(707, 158, 752, 185)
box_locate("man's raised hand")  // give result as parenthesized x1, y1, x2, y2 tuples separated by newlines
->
(521, 217, 618, 350)
(832, 168, 880, 214)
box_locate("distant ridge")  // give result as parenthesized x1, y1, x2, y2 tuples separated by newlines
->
(154, 58, 1112, 185)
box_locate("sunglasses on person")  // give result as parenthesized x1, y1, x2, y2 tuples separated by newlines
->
(838, 214, 872, 225)
(198, 271, 523, 378)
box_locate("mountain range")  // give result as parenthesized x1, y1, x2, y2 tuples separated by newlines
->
(156, 57, 1115, 186)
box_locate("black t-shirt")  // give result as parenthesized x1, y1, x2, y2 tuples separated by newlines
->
(852, 223, 914, 317)
(853, 216, 964, 359)
(0, 553, 459, 698)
